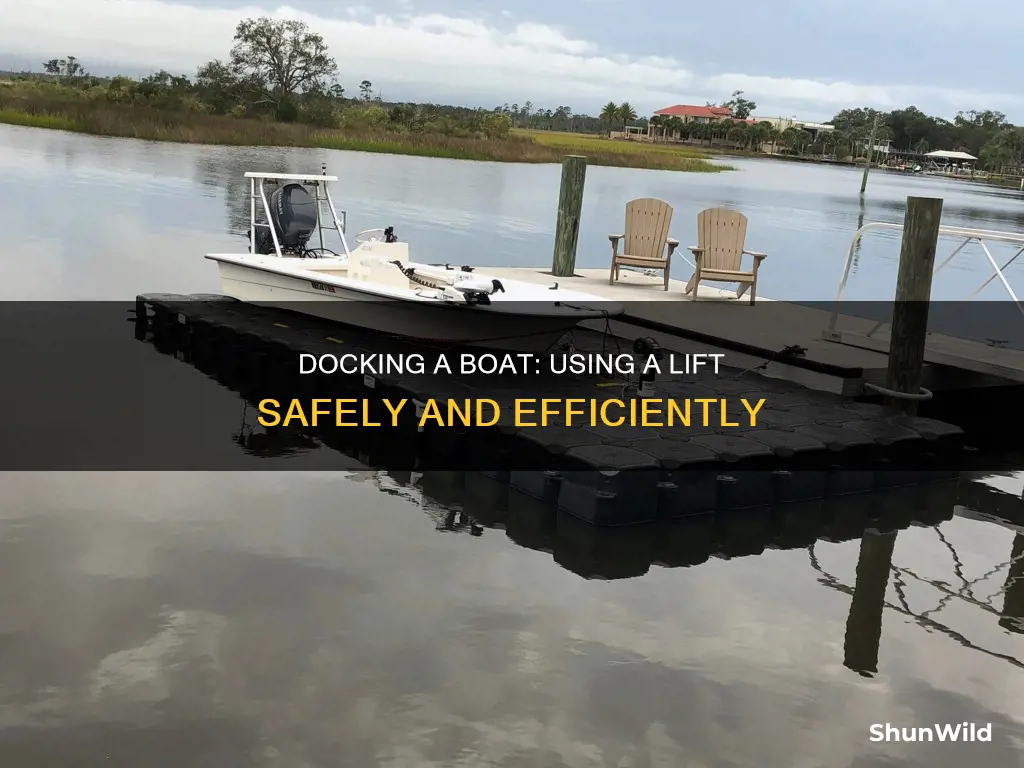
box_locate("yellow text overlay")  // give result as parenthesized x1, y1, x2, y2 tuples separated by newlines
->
(257, 397, 766, 428)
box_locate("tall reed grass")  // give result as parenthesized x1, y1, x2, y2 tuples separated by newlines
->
(0, 93, 729, 172)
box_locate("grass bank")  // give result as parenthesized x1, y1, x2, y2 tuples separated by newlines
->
(0, 94, 730, 172)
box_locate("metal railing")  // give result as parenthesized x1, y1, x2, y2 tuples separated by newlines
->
(246, 168, 350, 258)
(826, 222, 1024, 338)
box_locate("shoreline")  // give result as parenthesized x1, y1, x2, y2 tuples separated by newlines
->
(0, 101, 731, 172)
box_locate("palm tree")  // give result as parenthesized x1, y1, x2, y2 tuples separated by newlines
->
(669, 117, 687, 141)
(780, 127, 804, 154)
(648, 114, 665, 140)
(727, 123, 749, 149)
(599, 101, 619, 128)
(752, 121, 773, 153)
(690, 121, 709, 145)
(617, 102, 637, 130)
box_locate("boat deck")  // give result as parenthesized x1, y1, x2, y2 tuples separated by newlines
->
(488, 267, 1024, 393)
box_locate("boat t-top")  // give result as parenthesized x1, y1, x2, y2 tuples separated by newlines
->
(204, 166, 623, 352)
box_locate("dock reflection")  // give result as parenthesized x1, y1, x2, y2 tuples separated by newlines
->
(389, 467, 1024, 677)
(132, 296, 1024, 679)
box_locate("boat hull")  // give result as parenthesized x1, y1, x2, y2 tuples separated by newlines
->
(214, 260, 596, 352)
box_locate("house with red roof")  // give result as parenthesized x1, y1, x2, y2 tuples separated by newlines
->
(654, 104, 736, 123)
(653, 104, 758, 126)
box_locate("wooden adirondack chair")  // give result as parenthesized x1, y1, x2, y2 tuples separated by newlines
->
(684, 207, 767, 304)
(608, 198, 679, 290)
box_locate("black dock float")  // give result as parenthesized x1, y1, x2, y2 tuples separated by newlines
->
(133, 293, 969, 526)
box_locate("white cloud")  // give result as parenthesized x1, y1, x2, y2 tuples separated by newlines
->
(0, 0, 1020, 120)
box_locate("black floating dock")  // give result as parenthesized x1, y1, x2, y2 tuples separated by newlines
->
(134, 293, 966, 526)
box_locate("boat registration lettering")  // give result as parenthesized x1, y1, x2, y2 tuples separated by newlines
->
(310, 280, 336, 293)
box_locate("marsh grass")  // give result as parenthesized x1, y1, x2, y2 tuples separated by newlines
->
(519, 128, 710, 158)
(0, 93, 730, 172)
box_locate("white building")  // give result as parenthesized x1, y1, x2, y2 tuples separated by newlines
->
(752, 116, 835, 141)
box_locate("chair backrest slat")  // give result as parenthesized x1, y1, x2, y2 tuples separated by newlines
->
(624, 198, 673, 260)
(697, 207, 747, 271)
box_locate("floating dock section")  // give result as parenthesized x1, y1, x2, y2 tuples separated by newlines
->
(134, 293, 967, 526)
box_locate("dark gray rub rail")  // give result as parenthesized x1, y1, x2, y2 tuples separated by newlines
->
(134, 293, 966, 526)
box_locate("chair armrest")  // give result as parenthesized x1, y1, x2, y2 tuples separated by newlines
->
(608, 234, 624, 242)
(666, 237, 679, 257)
(686, 245, 704, 254)
(743, 249, 767, 261)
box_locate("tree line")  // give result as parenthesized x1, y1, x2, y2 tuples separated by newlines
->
(31, 20, 514, 139)
(20, 17, 1024, 171)
(829, 107, 1024, 172)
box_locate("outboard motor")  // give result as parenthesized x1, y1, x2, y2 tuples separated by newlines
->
(254, 182, 317, 255)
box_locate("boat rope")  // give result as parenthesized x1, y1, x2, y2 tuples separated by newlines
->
(729, 344, 807, 379)
(552, 302, 623, 357)
(862, 381, 934, 401)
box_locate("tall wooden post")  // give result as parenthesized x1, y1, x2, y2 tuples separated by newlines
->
(552, 155, 587, 277)
(844, 528, 898, 676)
(859, 114, 879, 196)
(884, 196, 943, 415)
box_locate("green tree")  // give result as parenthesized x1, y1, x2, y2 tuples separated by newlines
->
(752, 120, 774, 152)
(727, 122, 749, 148)
(481, 111, 512, 138)
(780, 126, 806, 154)
(228, 17, 337, 104)
(359, 80, 373, 99)
(954, 110, 1008, 157)
(617, 102, 637, 129)
(979, 127, 1024, 172)
(599, 101, 619, 126)
(194, 60, 237, 114)
(42, 55, 86, 79)
(722, 89, 756, 119)
(668, 116, 687, 140)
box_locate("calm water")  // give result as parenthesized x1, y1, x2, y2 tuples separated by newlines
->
(1, 124, 1023, 766)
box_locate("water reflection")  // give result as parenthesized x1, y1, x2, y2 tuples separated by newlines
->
(133, 289, 1024, 690)
(3, 123, 1024, 304)
(2, 467, 1021, 766)
(1002, 534, 1024, 634)
(3, 124, 1024, 765)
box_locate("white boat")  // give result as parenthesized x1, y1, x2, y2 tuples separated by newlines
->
(205, 169, 623, 352)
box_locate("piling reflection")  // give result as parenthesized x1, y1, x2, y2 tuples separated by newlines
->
(1001, 534, 1024, 634)
(131, 294, 1024, 683)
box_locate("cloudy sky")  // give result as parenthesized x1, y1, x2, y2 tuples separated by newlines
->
(1, 0, 1021, 123)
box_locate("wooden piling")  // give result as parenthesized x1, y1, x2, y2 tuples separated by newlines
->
(859, 114, 879, 196)
(843, 529, 897, 676)
(552, 155, 587, 277)
(884, 196, 943, 415)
